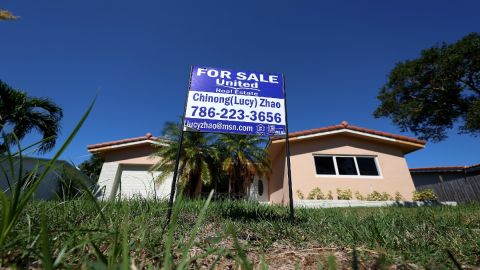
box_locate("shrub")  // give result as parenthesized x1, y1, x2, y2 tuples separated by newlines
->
(307, 187, 325, 200)
(336, 188, 352, 200)
(412, 189, 438, 202)
(354, 191, 364, 200)
(366, 191, 382, 201)
(394, 191, 403, 201)
(296, 190, 305, 200)
(381, 192, 393, 201)
(366, 191, 393, 201)
(327, 190, 333, 200)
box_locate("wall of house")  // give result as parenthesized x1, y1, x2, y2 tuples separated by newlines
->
(0, 158, 80, 200)
(101, 144, 160, 165)
(268, 134, 416, 204)
(95, 144, 173, 200)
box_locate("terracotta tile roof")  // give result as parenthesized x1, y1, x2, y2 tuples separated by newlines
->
(410, 163, 480, 173)
(272, 121, 426, 145)
(87, 132, 167, 150)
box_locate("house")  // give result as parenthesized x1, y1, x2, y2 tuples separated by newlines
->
(268, 121, 425, 203)
(88, 133, 173, 200)
(410, 163, 480, 188)
(0, 156, 85, 200)
(409, 164, 480, 202)
(89, 121, 426, 203)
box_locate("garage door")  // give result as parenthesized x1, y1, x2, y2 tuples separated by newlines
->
(119, 165, 173, 200)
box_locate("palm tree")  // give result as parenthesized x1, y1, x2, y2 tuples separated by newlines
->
(218, 134, 271, 197)
(150, 122, 219, 197)
(0, 80, 63, 153)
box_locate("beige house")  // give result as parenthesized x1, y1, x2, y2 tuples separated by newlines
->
(88, 133, 172, 200)
(88, 121, 425, 202)
(269, 121, 425, 204)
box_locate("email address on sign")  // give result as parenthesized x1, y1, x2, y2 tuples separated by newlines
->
(185, 120, 253, 132)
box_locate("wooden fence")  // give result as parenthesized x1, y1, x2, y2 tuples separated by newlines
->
(418, 175, 480, 203)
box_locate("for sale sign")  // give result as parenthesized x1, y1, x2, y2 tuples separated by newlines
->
(184, 66, 286, 136)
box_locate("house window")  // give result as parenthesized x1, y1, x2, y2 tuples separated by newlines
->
(314, 156, 336, 175)
(313, 155, 380, 177)
(356, 157, 380, 176)
(336, 157, 358, 175)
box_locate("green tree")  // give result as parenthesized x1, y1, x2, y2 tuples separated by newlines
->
(374, 33, 480, 142)
(150, 122, 219, 197)
(0, 80, 63, 153)
(79, 154, 104, 183)
(218, 134, 270, 196)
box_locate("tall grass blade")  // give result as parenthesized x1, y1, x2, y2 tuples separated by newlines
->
(89, 239, 109, 266)
(177, 190, 215, 269)
(122, 227, 130, 270)
(39, 209, 54, 270)
(0, 98, 95, 246)
(351, 247, 358, 270)
(260, 255, 269, 270)
(17, 98, 96, 211)
(446, 249, 463, 270)
(327, 255, 336, 270)
(226, 222, 252, 270)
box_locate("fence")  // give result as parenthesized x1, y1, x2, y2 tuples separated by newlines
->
(418, 175, 480, 203)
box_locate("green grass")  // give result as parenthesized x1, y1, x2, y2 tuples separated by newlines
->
(2, 198, 479, 269)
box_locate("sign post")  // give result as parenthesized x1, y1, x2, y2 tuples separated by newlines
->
(166, 66, 294, 223)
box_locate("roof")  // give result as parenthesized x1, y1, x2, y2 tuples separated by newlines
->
(410, 163, 480, 173)
(87, 132, 169, 153)
(269, 121, 426, 155)
(272, 121, 426, 145)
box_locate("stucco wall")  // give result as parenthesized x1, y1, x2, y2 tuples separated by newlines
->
(101, 144, 160, 165)
(269, 134, 416, 204)
(95, 144, 173, 200)
(0, 158, 81, 200)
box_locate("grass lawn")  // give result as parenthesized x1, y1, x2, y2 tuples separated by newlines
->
(2, 198, 480, 269)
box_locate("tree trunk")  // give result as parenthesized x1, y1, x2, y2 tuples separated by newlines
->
(194, 177, 203, 197)
(228, 178, 231, 199)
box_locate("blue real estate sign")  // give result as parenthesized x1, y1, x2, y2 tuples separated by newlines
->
(184, 66, 286, 136)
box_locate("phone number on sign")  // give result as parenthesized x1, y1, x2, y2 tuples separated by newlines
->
(190, 106, 282, 123)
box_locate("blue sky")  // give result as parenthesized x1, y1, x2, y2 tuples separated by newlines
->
(1, 1, 479, 168)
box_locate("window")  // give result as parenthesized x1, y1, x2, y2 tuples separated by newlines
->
(336, 157, 357, 175)
(356, 157, 379, 176)
(314, 156, 336, 175)
(257, 180, 264, 196)
(313, 155, 380, 177)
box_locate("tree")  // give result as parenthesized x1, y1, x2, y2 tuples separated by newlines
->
(217, 134, 270, 196)
(0, 80, 63, 153)
(0, 9, 18, 20)
(79, 154, 104, 183)
(150, 122, 219, 197)
(374, 33, 480, 142)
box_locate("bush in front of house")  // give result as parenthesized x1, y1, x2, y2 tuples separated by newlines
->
(327, 190, 333, 200)
(412, 189, 438, 202)
(296, 190, 305, 200)
(354, 191, 365, 200)
(307, 187, 325, 200)
(394, 191, 403, 201)
(366, 191, 387, 201)
(336, 188, 353, 200)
